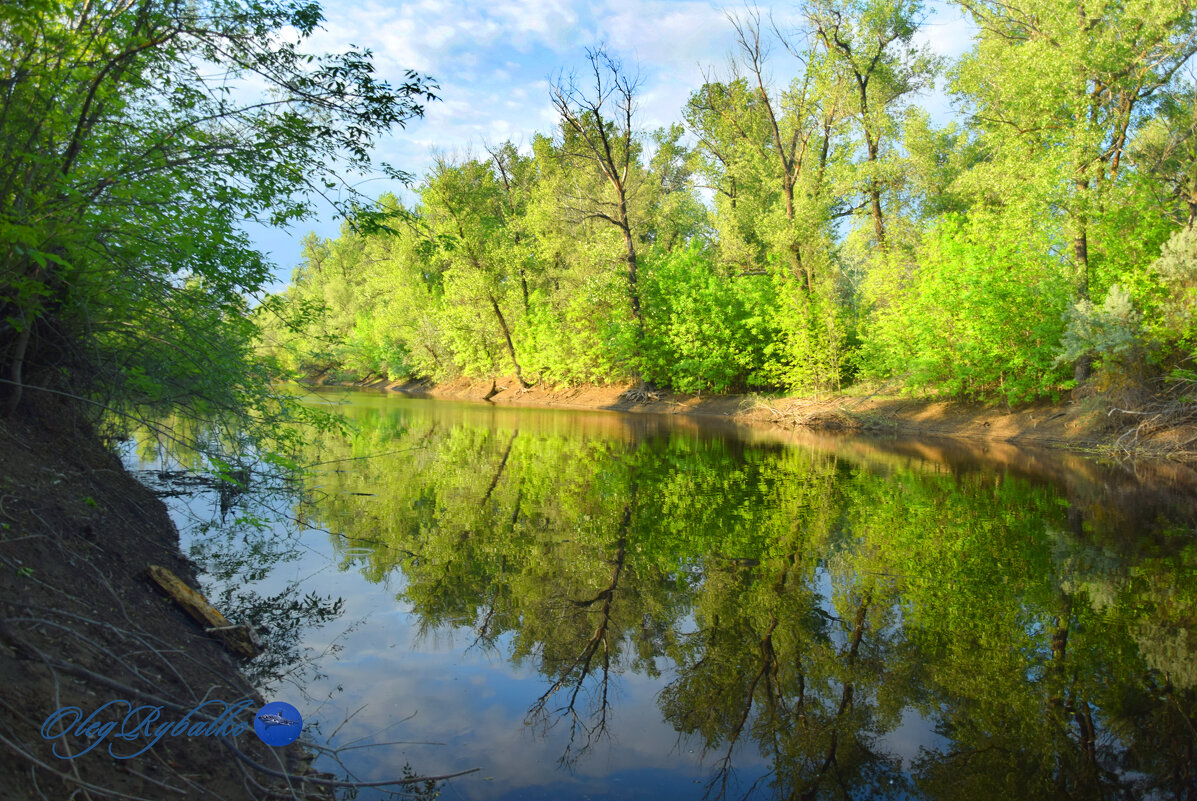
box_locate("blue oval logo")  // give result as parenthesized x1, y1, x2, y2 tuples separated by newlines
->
(253, 702, 303, 746)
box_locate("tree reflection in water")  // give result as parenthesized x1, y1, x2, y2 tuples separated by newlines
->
(293, 398, 1197, 800)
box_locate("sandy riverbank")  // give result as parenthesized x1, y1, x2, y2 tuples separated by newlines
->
(331, 375, 1197, 464)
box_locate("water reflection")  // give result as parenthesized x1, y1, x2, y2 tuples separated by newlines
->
(151, 393, 1197, 799)
(288, 395, 1197, 799)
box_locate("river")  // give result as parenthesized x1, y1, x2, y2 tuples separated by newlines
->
(127, 390, 1197, 800)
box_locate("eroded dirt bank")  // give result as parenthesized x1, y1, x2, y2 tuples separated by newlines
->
(364, 375, 1197, 463)
(0, 399, 325, 800)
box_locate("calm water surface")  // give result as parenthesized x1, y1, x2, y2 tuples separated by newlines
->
(129, 391, 1197, 800)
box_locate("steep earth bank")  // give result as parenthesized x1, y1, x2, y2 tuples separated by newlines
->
(0, 399, 327, 800)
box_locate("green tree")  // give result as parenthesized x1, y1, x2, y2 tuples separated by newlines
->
(807, 0, 939, 252)
(951, 0, 1197, 381)
(0, 0, 435, 434)
(549, 48, 648, 341)
(684, 13, 863, 392)
(421, 156, 535, 386)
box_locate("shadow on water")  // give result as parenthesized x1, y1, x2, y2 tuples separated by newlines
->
(134, 391, 1197, 800)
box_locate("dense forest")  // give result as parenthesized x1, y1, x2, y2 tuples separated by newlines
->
(264, 0, 1197, 406)
(2, 0, 1196, 445)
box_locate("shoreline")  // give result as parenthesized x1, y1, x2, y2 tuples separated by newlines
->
(321, 375, 1197, 464)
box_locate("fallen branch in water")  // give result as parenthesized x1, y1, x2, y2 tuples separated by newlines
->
(217, 738, 481, 789)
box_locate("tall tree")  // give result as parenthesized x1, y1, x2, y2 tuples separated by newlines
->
(421, 156, 534, 387)
(951, 0, 1197, 379)
(806, 0, 939, 252)
(686, 10, 852, 289)
(549, 48, 646, 331)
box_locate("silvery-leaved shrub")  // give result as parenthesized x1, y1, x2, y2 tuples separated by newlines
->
(1149, 226, 1197, 350)
(1056, 283, 1143, 368)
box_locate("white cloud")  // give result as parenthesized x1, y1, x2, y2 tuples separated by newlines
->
(915, 3, 975, 59)
(488, 0, 583, 51)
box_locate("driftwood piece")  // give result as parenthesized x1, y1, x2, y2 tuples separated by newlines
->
(146, 565, 260, 658)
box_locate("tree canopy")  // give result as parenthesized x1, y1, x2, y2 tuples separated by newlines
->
(266, 0, 1197, 408)
(0, 0, 435, 440)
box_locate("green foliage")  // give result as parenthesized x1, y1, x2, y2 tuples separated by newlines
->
(1, 0, 1192, 429)
(255, 0, 1196, 409)
(863, 214, 1072, 403)
(766, 272, 859, 392)
(0, 0, 434, 466)
(636, 245, 780, 392)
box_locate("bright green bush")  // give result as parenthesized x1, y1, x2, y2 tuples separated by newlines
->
(762, 272, 858, 394)
(519, 276, 630, 386)
(636, 245, 781, 393)
(862, 214, 1073, 404)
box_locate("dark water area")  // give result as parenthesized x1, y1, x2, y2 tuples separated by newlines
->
(129, 391, 1197, 800)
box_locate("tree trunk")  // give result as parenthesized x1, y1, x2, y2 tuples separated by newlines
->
(1072, 181, 1092, 384)
(3, 318, 32, 417)
(489, 294, 531, 388)
(621, 222, 642, 323)
(867, 136, 886, 248)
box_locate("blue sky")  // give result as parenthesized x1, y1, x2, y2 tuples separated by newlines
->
(251, 0, 976, 287)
